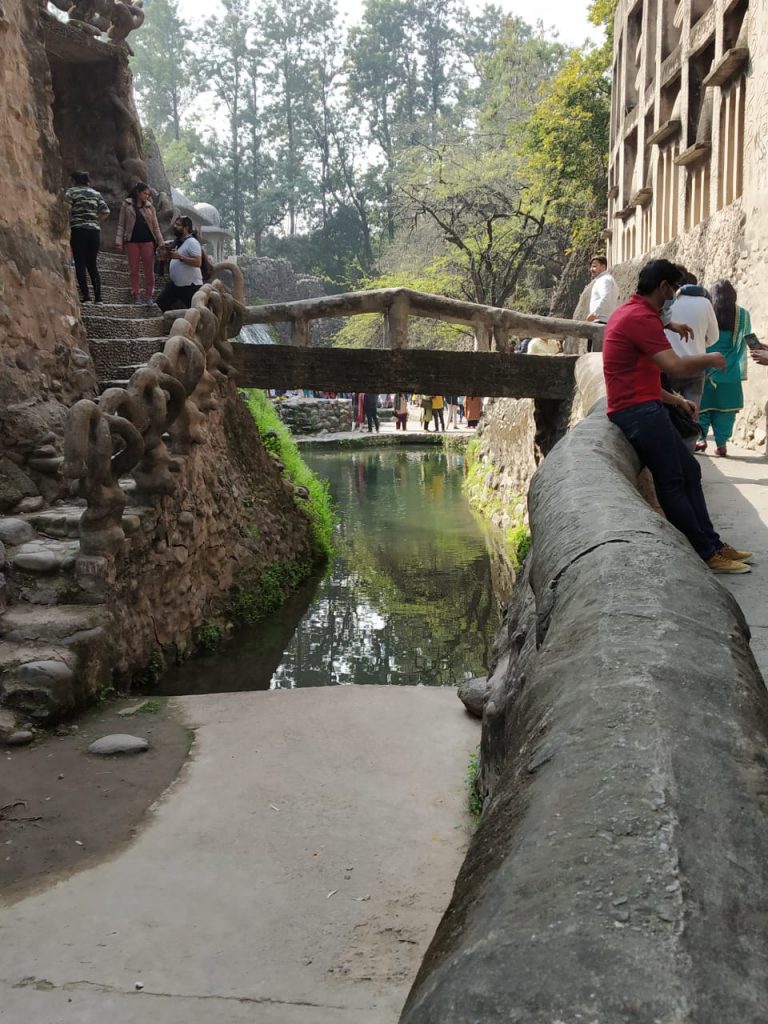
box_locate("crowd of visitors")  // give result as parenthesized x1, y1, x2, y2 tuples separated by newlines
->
(602, 257, 758, 575)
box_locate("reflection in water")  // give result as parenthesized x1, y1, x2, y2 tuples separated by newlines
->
(155, 447, 501, 694)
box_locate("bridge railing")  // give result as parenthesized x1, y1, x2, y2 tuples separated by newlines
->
(231, 286, 603, 352)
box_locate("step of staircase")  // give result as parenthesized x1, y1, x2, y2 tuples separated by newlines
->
(82, 303, 159, 320)
(0, 604, 108, 642)
(82, 313, 165, 339)
(98, 267, 133, 288)
(98, 251, 130, 271)
(88, 337, 166, 379)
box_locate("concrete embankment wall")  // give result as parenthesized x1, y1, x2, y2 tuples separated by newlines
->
(402, 378, 768, 1022)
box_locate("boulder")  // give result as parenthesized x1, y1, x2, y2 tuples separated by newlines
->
(456, 676, 489, 718)
(88, 734, 149, 755)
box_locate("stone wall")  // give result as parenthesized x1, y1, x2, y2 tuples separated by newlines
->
(402, 380, 768, 1024)
(275, 397, 352, 435)
(0, 1, 97, 510)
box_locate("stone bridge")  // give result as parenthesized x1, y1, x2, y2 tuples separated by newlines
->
(224, 287, 603, 401)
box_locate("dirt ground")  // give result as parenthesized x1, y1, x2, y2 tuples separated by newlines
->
(0, 698, 191, 903)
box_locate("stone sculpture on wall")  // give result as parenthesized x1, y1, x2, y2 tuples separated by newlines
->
(46, 0, 145, 46)
(63, 272, 245, 559)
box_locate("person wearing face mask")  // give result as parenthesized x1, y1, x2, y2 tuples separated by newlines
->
(603, 259, 751, 574)
(696, 279, 753, 458)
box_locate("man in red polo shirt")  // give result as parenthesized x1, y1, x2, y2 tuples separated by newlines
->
(604, 259, 751, 574)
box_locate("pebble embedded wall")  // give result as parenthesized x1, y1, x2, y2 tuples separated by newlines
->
(0, 1, 97, 508)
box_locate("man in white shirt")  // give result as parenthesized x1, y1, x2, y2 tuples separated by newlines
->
(586, 255, 620, 322)
(586, 254, 619, 353)
(663, 269, 719, 451)
(155, 216, 204, 312)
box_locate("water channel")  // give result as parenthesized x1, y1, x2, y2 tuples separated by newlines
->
(156, 446, 504, 695)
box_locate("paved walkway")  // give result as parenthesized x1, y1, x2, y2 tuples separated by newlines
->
(0, 686, 478, 1024)
(700, 445, 768, 678)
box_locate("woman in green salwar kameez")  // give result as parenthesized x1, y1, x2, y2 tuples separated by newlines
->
(697, 279, 752, 457)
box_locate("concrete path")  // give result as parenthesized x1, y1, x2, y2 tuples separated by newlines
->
(0, 686, 478, 1023)
(700, 445, 768, 678)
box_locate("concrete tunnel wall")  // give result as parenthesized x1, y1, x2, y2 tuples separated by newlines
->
(401, 371, 768, 1022)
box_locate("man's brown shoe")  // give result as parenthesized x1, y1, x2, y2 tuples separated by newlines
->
(707, 552, 751, 574)
(719, 543, 753, 563)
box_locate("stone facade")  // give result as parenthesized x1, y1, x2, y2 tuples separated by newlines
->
(0, 1, 97, 508)
(275, 398, 353, 435)
(606, 0, 768, 446)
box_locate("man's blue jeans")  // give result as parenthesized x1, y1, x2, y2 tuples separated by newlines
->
(608, 401, 721, 560)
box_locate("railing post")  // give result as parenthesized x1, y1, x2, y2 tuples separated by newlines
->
(384, 293, 409, 349)
(291, 318, 310, 348)
(473, 318, 491, 352)
(493, 325, 512, 353)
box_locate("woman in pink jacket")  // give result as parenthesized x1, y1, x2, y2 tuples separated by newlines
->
(116, 182, 165, 305)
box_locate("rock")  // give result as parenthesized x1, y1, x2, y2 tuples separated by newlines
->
(294, 485, 310, 500)
(0, 458, 38, 512)
(457, 676, 490, 718)
(6, 730, 34, 747)
(14, 495, 44, 513)
(0, 708, 17, 739)
(117, 700, 151, 717)
(0, 541, 5, 566)
(27, 456, 63, 475)
(88, 734, 149, 756)
(12, 549, 59, 572)
(0, 517, 34, 545)
(15, 660, 74, 687)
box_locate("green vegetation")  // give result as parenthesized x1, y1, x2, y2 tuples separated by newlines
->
(196, 623, 224, 652)
(136, 698, 163, 715)
(231, 556, 312, 624)
(132, 648, 165, 689)
(132, 0, 611, 304)
(244, 389, 336, 559)
(466, 749, 483, 818)
(506, 523, 532, 568)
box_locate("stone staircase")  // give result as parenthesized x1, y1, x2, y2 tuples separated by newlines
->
(84, 251, 168, 383)
(0, 252, 170, 742)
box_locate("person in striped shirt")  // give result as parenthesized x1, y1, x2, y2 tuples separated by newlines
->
(64, 171, 110, 303)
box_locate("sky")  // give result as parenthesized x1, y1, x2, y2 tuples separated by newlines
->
(176, 0, 603, 49)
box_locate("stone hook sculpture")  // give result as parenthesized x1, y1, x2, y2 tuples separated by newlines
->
(63, 267, 246, 557)
(63, 399, 143, 556)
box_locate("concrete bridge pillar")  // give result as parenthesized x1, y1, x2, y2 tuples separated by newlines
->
(384, 293, 409, 349)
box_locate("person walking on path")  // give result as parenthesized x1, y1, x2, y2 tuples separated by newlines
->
(445, 395, 459, 428)
(465, 396, 483, 428)
(663, 266, 719, 452)
(363, 392, 380, 433)
(420, 395, 433, 430)
(603, 259, 751, 574)
(64, 170, 109, 304)
(155, 217, 203, 313)
(431, 395, 446, 432)
(116, 182, 165, 306)
(697, 279, 753, 458)
(394, 392, 408, 430)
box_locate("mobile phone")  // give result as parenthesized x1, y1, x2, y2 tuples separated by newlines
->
(745, 332, 762, 349)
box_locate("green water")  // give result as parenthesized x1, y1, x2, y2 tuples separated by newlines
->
(156, 447, 501, 694)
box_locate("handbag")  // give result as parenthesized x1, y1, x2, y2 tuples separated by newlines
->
(667, 403, 700, 439)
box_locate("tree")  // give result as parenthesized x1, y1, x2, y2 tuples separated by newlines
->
(131, 0, 195, 143)
(397, 144, 547, 309)
(196, 0, 254, 252)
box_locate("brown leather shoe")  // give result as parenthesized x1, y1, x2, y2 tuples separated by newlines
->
(719, 544, 753, 563)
